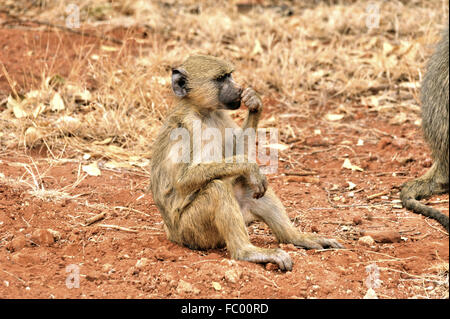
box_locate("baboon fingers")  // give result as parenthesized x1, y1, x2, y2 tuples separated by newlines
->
(241, 87, 254, 100)
(293, 234, 344, 250)
(318, 238, 345, 249)
(241, 248, 293, 271)
(241, 87, 262, 112)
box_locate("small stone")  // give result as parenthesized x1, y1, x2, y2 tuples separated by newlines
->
(311, 225, 319, 233)
(176, 280, 194, 294)
(102, 263, 114, 273)
(9, 235, 27, 252)
(265, 263, 279, 271)
(212, 281, 222, 291)
(358, 236, 375, 246)
(31, 229, 54, 246)
(362, 230, 402, 243)
(154, 247, 177, 261)
(421, 158, 432, 168)
(224, 269, 241, 284)
(352, 216, 363, 225)
(11, 252, 40, 265)
(47, 229, 61, 241)
(135, 258, 149, 269)
(377, 137, 391, 150)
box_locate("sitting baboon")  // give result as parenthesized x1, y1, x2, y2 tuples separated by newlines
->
(150, 55, 343, 271)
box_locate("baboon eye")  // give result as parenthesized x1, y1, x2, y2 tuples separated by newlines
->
(216, 73, 230, 82)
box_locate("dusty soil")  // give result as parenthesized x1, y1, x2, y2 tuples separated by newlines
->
(0, 25, 448, 299)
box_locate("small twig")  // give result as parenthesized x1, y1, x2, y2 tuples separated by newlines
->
(309, 147, 336, 155)
(424, 199, 449, 205)
(253, 272, 279, 289)
(351, 256, 417, 266)
(324, 188, 392, 209)
(378, 267, 441, 281)
(423, 219, 449, 236)
(284, 171, 318, 176)
(1, 269, 26, 284)
(97, 224, 138, 233)
(322, 221, 354, 226)
(367, 190, 390, 200)
(191, 259, 222, 265)
(83, 212, 107, 226)
(114, 206, 151, 217)
(314, 248, 354, 252)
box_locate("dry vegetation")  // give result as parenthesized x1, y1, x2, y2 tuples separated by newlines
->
(1, 0, 448, 160)
(0, 0, 448, 299)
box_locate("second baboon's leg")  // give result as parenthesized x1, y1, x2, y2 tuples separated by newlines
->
(401, 162, 449, 230)
(177, 180, 292, 270)
(245, 188, 344, 249)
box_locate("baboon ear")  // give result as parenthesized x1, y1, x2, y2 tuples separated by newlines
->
(171, 68, 188, 98)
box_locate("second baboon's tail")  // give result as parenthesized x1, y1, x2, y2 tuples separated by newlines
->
(400, 176, 449, 232)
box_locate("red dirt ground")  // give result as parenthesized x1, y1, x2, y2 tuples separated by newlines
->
(0, 24, 448, 299)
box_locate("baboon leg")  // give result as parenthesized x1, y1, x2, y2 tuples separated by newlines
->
(403, 163, 449, 199)
(400, 162, 449, 231)
(243, 187, 344, 249)
(177, 180, 292, 270)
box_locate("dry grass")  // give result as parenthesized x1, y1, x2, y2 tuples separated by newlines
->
(0, 0, 448, 161)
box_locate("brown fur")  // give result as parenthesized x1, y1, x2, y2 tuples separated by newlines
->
(150, 55, 343, 271)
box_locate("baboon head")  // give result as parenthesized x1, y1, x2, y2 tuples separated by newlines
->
(171, 55, 243, 110)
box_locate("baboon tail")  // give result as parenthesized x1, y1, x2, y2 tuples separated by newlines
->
(400, 180, 449, 232)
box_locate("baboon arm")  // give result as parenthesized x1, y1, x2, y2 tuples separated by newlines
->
(175, 156, 255, 195)
(241, 87, 263, 131)
(242, 110, 261, 131)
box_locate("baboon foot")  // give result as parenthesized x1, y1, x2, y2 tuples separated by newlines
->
(235, 246, 292, 271)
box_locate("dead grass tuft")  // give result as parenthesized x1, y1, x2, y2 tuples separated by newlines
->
(0, 0, 448, 160)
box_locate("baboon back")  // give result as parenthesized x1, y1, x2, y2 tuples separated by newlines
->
(421, 27, 449, 177)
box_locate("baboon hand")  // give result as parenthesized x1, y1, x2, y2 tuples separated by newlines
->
(293, 233, 344, 250)
(247, 164, 268, 199)
(241, 87, 262, 113)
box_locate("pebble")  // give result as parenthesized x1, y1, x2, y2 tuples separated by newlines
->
(102, 263, 114, 273)
(9, 235, 27, 252)
(265, 263, 279, 271)
(352, 216, 363, 225)
(176, 280, 195, 294)
(212, 281, 222, 291)
(362, 230, 402, 243)
(135, 258, 149, 269)
(358, 236, 375, 246)
(224, 269, 242, 284)
(377, 137, 391, 150)
(154, 247, 177, 261)
(31, 229, 55, 246)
